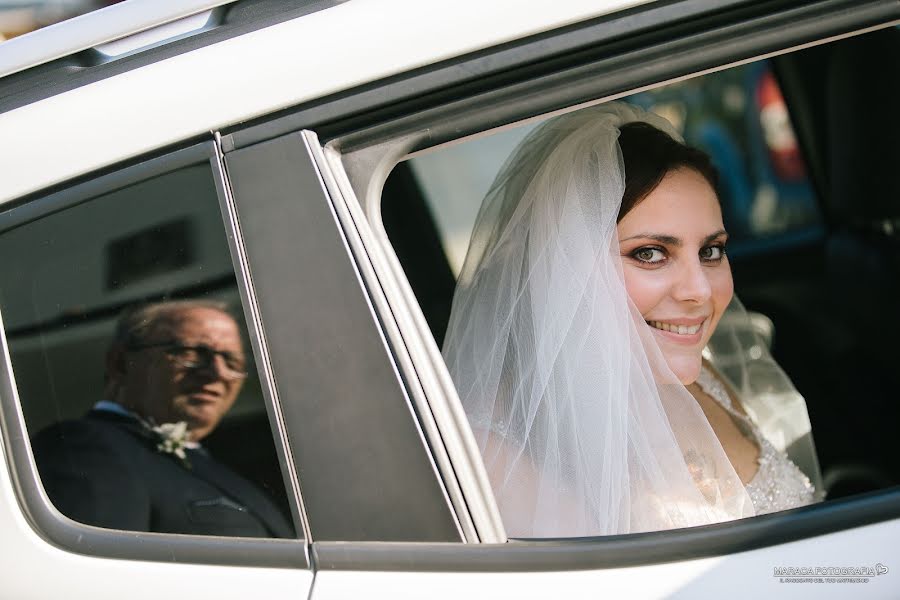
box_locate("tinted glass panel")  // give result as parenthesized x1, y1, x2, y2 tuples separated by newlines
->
(0, 160, 297, 539)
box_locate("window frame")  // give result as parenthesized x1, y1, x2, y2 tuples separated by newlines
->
(223, 0, 898, 154)
(0, 140, 310, 568)
(311, 489, 900, 571)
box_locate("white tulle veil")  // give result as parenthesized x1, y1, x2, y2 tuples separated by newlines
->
(441, 101, 821, 537)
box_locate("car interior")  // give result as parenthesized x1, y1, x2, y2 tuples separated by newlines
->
(381, 27, 900, 507)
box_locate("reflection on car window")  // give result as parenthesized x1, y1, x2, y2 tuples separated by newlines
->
(0, 163, 295, 539)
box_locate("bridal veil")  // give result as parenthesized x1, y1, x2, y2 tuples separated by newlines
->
(441, 102, 821, 537)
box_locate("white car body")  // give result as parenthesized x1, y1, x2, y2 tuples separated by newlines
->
(0, 0, 898, 597)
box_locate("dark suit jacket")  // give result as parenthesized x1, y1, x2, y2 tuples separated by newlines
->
(32, 410, 294, 538)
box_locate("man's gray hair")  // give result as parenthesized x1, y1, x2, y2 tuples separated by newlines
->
(112, 299, 236, 349)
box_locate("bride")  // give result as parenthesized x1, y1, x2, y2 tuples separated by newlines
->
(441, 102, 823, 537)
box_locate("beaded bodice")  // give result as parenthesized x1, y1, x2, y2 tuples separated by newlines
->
(695, 367, 815, 515)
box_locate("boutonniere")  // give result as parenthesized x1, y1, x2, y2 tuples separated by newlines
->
(151, 421, 192, 469)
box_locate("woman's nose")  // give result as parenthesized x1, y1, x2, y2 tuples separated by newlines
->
(672, 258, 712, 304)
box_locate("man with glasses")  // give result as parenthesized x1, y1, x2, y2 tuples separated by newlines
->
(32, 300, 294, 538)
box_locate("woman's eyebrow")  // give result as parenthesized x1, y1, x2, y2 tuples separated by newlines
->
(705, 229, 728, 243)
(620, 233, 681, 245)
(620, 229, 728, 245)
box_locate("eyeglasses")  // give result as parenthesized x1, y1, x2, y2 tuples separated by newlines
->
(128, 341, 248, 380)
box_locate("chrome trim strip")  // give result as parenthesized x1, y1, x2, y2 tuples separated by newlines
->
(211, 133, 312, 548)
(0, 0, 238, 79)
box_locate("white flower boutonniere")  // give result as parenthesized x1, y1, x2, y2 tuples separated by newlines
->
(152, 421, 192, 469)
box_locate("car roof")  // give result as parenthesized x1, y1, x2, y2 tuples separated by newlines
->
(0, 0, 652, 205)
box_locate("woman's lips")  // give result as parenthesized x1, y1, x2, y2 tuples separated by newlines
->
(646, 318, 707, 345)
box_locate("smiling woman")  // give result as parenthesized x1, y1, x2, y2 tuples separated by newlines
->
(618, 167, 732, 384)
(440, 101, 821, 536)
(614, 121, 817, 515)
(616, 122, 733, 385)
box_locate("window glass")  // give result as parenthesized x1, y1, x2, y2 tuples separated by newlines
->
(0, 161, 296, 539)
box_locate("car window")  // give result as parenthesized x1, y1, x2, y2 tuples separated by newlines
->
(381, 31, 899, 538)
(0, 151, 298, 541)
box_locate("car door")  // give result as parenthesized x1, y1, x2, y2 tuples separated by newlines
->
(209, 1, 899, 597)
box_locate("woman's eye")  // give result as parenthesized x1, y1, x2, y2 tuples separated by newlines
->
(700, 245, 726, 262)
(632, 247, 666, 263)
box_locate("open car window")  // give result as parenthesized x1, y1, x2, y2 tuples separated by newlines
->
(379, 28, 899, 538)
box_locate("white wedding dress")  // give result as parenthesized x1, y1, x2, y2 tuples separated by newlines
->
(695, 366, 816, 514)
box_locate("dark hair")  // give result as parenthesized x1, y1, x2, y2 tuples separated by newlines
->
(616, 121, 719, 222)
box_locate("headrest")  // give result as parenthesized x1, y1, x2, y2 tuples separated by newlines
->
(827, 28, 900, 223)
